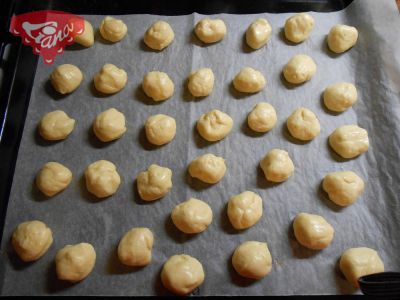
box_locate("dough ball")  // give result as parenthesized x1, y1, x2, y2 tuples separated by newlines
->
(247, 102, 277, 133)
(142, 71, 174, 101)
(246, 18, 272, 50)
(284, 13, 315, 43)
(74, 20, 94, 47)
(329, 125, 369, 159)
(144, 20, 174, 50)
(322, 171, 365, 206)
(137, 164, 172, 201)
(188, 68, 215, 97)
(94, 64, 127, 94)
(323, 82, 358, 112)
(38, 110, 75, 141)
(93, 108, 127, 142)
(118, 227, 154, 267)
(145, 114, 176, 146)
(196, 109, 233, 142)
(85, 160, 121, 198)
(55, 243, 96, 282)
(293, 213, 334, 250)
(340, 247, 384, 288)
(188, 153, 226, 184)
(232, 241, 272, 279)
(233, 67, 266, 93)
(99, 16, 127, 42)
(50, 64, 83, 94)
(36, 162, 72, 197)
(228, 191, 263, 230)
(161, 254, 205, 295)
(260, 149, 294, 183)
(12, 220, 53, 262)
(327, 24, 358, 53)
(283, 54, 316, 84)
(194, 18, 226, 44)
(286, 107, 320, 141)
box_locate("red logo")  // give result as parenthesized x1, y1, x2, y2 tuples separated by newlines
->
(10, 10, 84, 64)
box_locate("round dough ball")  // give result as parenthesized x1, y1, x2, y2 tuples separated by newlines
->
(233, 67, 266, 93)
(50, 64, 83, 94)
(144, 20, 174, 50)
(228, 191, 263, 230)
(327, 24, 358, 54)
(246, 18, 272, 50)
(94, 64, 127, 94)
(196, 109, 233, 142)
(260, 149, 294, 183)
(36, 162, 72, 197)
(322, 171, 365, 206)
(286, 107, 320, 141)
(283, 54, 316, 84)
(12, 220, 53, 262)
(85, 160, 121, 198)
(145, 114, 176, 146)
(232, 241, 272, 279)
(99, 16, 127, 42)
(55, 243, 96, 282)
(188, 153, 226, 184)
(142, 71, 174, 101)
(137, 164, 172, 201)
(38, 110, 75, 141)
(161, 254, 205, 295)
(118, 227, 154, 267)
(74, 20, 94, 47)
(247, 102, 277, 133)
(93, 108, 126, 142)
(293, 213, 334, 250)
(323, 82, 358, 112)
(340, 247, 384, 288)
(284, 13, 315, 43)
(188, 68, 214, 97)
(329, 125, 369, 159)
(194, 18, 227, 44)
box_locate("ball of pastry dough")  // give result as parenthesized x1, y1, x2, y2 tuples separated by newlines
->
(36, 162, 72, 197)
(329, 125, 369, 159)
(197, 109, 233, 142)
(322, 171, 364, 206)
(161, 254, 205, 295)
(188, 153, 226, 184)
(232, 241, 272, 279)
(142, 71, 174, 101)
(137, 164, 172, 201)
(93, 108, 127, 142)
(339, 247, 384, 288)
(327, 24, 358, 54)
(55, 243, 96, 282)
(85, 160, 121, 198)
(246, 18, 272, 50)
(284, 13, 315, 43)
(260, 149, 294, 183)
(323, 82, 358, 112)
(74, 20, 94, 47)
(144, 20, 174, 50)
(228, 191, 263, 230)
(188, 68, 214, 97)
(286, 107, 320, 141)
(118, 227, 154, 267)
(233, 67, 266, 93)
(194, 18, 226, 44)
(283, 54, 316, 84)
(50, 64, 83, 94)
(38, 110, 75, 141)
(99, 16, 127, 42)
(145, 114, 176, 146)
(12, 220, 53, 262)
(247, 102, 277, 133)
(94, 64, 127, 94)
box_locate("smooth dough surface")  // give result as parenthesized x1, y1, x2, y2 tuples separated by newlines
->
(284, 13, 315, 43)
(74, 20, 94, 47)
(36, 162, 72, 197)
(142, 71, 174, 101)
(99, 16, 127, 42)
(286, 107, 320, 141)
(247, 102, 277, 133)
(197, 109, 233, 142)
(144, 20, 174, 50)
(94, 64, 127, 94)
(93, 108, 126, 142)
(188, 153, 226, 184)
(145, 114, 176, 145)
(137, 164, 172, 201)
(246, 18, 272, 50)
(188, 68, 214, 97)
(323, 82, 358, 112)
(283, 54, 316, 84)
(118, 227, 154, 267)
(38, 110, 75, 141)
(327, 24, 358, 53)
(195, 18, 226, 43)
(228, 191, 263, 230)
(233, 67, 266, 93)
(329, 125, 369, 158)
(260, 149, 294, 182)
(85, 160, 121, 198)
(50, 64, 83, 94)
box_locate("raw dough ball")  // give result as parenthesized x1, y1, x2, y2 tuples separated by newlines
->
(12, 220, 53, 262)
(188, 68, 215, 97)
(144, 20, 174, 50)
(99, 16, 127, 42)
(232, 241, 272, 279)
(142, 71, 174, 101)
(194, 18, 227, 43)
(228, 191, 263, 230)
(36, 162, 72, 197)
(137, 164, 172, 201)
(329, 125, 369, 158)
(161, 254, 205, 295)
(93, 108, 126, 142)
(50, 64, 83, 94)
(260, 149, 294, 183)
(286, 107, 320, 141)
(38, 110, 75, 141)
(283, 54, 316, 84)
(247, 102, 277, 133)
(284, 13, 315, 43)
(327, 24, 358, 54)
(293, 213, 334, 250)
(74, 20, 94, 47)
(118, 227, 154, 267)
(85, 160, 121, 198)
(145, 114, 176, 145)
(340, 247, 384, 288)
(233, 67, 266, 93)
(197, 109, 233, 142)
(188, 153, 226, 184)
(94, 64, 127, 94)
(323, 82, 358, 112)
(55, 243, 96, 282)
(246, 18, 272, 50)
(322, 171, 365, 206)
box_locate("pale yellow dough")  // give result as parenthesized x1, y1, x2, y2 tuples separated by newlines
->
(286, 107, 320, 141)
(144, 20, 174, 50)
(260, 149, 294, 182)
(36, 162, 72, 197)
(195, 18, 226, 43)
(284, 13, 315, 43)
(246, 18, 272, 50)
(197, 109, 233, 142)
(283, 54, 316, 84)
(247, 102, 277, 133)
(99, 16, 127, 42)
(94, 64, 127, 94)
(228, 191, 263, 230)
(145, 114, 176, 146)
(93, 108, 126, 142)
(38, 110, 75, 141)
(50, 64, 83, 94)
(85, 160, 121, 198)
(118, 227, 154, 267)
(328, 24, 358, 53)
(142, 71, 174, 101)
(188, 68, 215, 97)
(74, 20, 94, 47)
(137, 164, 172, 201)
(329, 125, 369, 158)
(323, 82, 358, 112)
(233, 67, 266, 93)
(188, 153, 226, 184)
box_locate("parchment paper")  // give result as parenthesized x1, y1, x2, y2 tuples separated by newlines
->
(1, 0, 400, 295)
